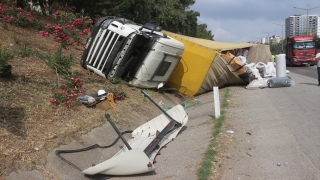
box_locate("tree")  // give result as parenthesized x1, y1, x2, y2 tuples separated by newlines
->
(6, 0, 214, 40)
(270, 40, 285, 55)
(196, 23, 214, 40)
(108, 0, 203, 37)
(107, 0, 213, 39)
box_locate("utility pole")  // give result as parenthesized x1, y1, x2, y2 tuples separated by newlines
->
(262, 31, 275, 44)
(294, 6, 320, 35)
(273, 23, 284, 52)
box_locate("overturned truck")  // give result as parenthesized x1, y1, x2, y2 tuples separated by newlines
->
(81, 16, 184, 88)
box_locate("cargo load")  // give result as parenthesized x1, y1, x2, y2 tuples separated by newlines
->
(163, 31, 272, 96)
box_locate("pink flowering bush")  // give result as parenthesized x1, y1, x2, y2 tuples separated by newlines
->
(0, 1, 35, 28)
(39, 16, 93, 48)
(38, 6, 94, 48)
(0, 1, 94, 49)
(50, 77, 85, 105)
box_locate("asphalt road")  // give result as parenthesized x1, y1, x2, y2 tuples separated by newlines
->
(287, 65, 317, 79)
(219, 70, 320, 180)
(6, 67, 320, 180)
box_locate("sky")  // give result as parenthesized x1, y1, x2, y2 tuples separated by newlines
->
(190, 0, 320, 43)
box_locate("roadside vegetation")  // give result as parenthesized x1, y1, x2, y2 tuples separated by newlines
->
(198, 88, 230, 180)
(0, 0, 215, 178)
(4, 0, 214, 40)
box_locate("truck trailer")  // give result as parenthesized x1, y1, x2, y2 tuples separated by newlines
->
(80, 16, 184, 88)
(285, 35, 317, 66)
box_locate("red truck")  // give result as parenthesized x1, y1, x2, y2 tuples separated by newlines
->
(285, 35, 317, 66)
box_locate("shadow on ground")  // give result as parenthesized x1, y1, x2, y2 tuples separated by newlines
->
(0, 107, 26, 137)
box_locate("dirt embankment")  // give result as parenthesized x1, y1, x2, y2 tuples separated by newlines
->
(0, 22, 188, 177)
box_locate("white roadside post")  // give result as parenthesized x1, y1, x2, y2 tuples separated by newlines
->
(213, 86, 220, 118)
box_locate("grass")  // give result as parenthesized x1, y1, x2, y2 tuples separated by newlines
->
(198, 88, 230, 180)
(18, 44, 33, 57)
(0, 46, 14, 77)
(221, 88, 230, 108)
(45, 45, 73, 74)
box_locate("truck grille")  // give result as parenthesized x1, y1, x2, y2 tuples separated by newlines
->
(298, 52, 313, 60)
(86, 28, 125, 75)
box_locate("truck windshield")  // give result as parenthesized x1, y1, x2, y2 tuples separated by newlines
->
(293, 41, 315, 49)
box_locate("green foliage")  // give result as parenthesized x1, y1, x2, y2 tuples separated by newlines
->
(105, 0, 212, 38)
(33, 50, 47, 59)
(198, 88, 230, 180)
(270, 43, 282, 55)
(196, 23, 214, 40)
(45, 46, 73, 74)
(0, 46, 14, 76)
(0, 0, 8, 4)
(18, 44, 33, 57)
(1, 0, 42, 29)
(221, 88, 230, 108)
(2, 0, 213, 40)
(109, 76, 122, 84)
(271, 39, 286, 55)
(51, 90, 69, 103)
(41, 0, 106, 17)
(1, 0, 214, 54)
(140, 93, 147, 101)
(13, 15, 30, 27)
(32, 21, 45, 31)
(50, 77, 84, 105)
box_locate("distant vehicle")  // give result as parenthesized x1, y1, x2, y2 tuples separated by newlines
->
(285, 35, 317, 66)
(80, 16, 184, 88)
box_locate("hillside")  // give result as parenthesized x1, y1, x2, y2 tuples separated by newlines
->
(0, 21, 189, 177)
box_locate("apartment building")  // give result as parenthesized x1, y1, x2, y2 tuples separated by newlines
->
(261, 35, 280, 44)
(285, 14, 320, 37)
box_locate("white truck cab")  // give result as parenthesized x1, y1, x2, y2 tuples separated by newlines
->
(81, 16, 184, 88)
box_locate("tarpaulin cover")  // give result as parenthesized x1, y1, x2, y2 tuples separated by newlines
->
(246, 44, 272, 64)
(197, 55, 246, 95)
(163, 31, 256, 52)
